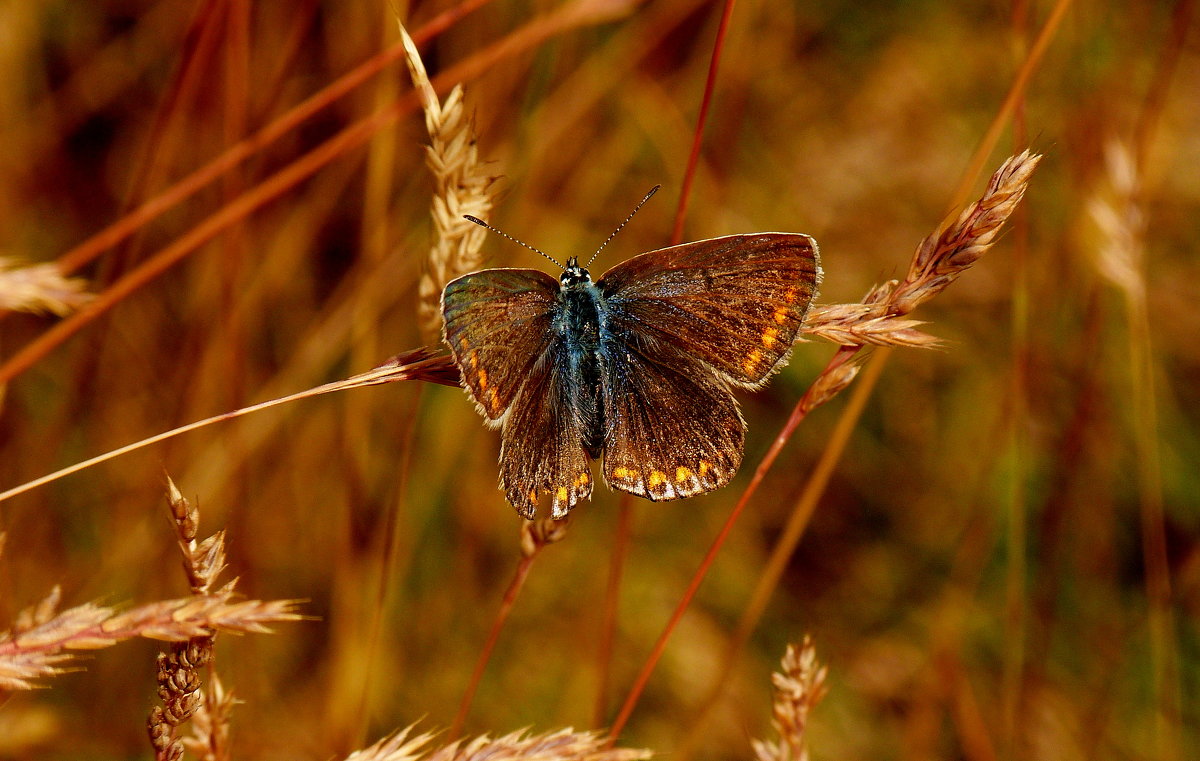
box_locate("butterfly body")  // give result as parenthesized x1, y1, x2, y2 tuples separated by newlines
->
(442, 233, 821, 520)
(554, 260, 606, 458)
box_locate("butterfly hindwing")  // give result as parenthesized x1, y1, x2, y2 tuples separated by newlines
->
(499, 340, 594, 519)
(600, 336, 744, 501)
(442, 268, 560, 422)
(597, 234, 820, 388)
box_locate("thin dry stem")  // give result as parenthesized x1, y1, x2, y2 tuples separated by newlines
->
(1087, 137, 1180, 761)
(751, 638, 828, 761)
(0, 347, 458, 506)
(397, 18, 500, 341)
(0, 257, 92, 316)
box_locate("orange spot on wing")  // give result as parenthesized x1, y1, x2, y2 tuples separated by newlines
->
(613, 466, 638, 481)
(773, 306, 790, 325)
(648, 470, 667, 488)
(742, 349, 763, 374)
(761, 327, 779, 349)
(575, 472, 590, 487)
(675, 466, 693, 482)
(556, 486, 568, 502)
(698, 460, 712, 478)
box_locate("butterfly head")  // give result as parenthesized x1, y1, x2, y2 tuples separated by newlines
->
(560, 257, 592, 288)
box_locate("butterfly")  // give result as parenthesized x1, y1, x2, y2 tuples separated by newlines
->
(441, 187, 821, 520)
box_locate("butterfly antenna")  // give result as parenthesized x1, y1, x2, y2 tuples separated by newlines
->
(463, 215, 564, 269)
(585, 185, 660, 268)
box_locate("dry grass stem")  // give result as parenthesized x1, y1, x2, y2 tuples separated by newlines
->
(0, 348, 458, 506)
(426, 728, 652, 761)
(751, 637, 828, 761)
(397, 19, 500, 341)
(0, 257, 92, 316)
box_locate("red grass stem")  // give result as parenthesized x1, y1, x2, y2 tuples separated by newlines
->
(605, 346, 860, 744)
(593, 495, 634, 727)
(670, 0, 737, 245)
(450, 552, 537, 739)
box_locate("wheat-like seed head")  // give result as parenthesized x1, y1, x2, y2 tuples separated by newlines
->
(886, 150, 1042, 315)
(427, 728, 652, 761)
(0, 584, 302, 690)
(342, 726, 651, 761)
(751, 637, 828, 761)
(799, 152, 1040, 353)
(182, 673, 235, 761)
(1086, 140, 1145, 300)
(394, 20, 500, 341)
(802, 304, 939, 348)
(166, 476, 227, 595)
(0, 256, 92, 316)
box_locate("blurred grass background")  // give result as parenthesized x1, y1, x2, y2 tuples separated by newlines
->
(0, 0, 1197, 758)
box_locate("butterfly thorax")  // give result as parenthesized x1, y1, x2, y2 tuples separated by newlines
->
(555, 257, 606, 458)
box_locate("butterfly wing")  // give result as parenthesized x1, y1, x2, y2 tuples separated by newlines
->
(599, 337, 744, 500)
(597, 233, 820, 388)
(442, 268, 560, 422)
(442, 268, 592, 519)
(596, 232, 819, 500)
(499, 340, 594, 519)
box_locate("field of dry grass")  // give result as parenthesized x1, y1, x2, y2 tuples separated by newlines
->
(1, 1, 1197, 759)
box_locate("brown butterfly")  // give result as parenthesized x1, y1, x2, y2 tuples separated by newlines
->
(442, 188, 820, 519)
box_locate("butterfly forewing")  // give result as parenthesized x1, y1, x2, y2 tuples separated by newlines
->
(599, 338, 744, 500)
(597, 234, 820, 388)
(442, 269, 560, 421)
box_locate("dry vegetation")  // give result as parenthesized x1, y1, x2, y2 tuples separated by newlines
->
(0, 1, 1197, 759)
